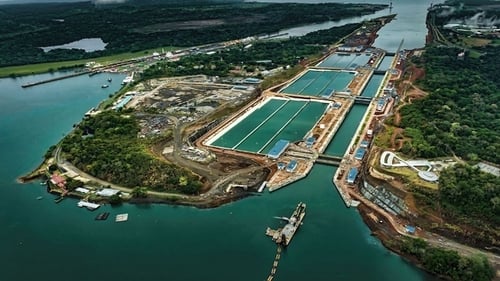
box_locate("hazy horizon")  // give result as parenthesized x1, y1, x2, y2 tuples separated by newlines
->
(0, 0, 244, 5)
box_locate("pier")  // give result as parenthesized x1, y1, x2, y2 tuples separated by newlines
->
(265, 245, 282, 281)
(21, 71, 90, 88)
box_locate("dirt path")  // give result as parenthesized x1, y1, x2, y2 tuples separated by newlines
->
(354, 189, 500, 272)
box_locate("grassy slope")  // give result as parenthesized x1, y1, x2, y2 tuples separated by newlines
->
(0, 46, 177, 77)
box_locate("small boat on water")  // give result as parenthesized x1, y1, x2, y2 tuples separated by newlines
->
(36, 196, 43, 200)
(101, 84, 109, 88)
(95, 212, 110, 221)
(107, 78, 112, 82)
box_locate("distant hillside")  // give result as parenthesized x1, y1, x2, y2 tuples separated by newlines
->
(0, 0, 243, 5)
(0, 1, 386, 67)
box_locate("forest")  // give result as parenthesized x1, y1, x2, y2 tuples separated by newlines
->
(396, 7, 500, 248)
(399, 237, 495, 281)
(142, 23, 362, 79)
(60, 110, 203, 195)
(439, 164, 499, 227)
(399, 46, 500, 164)
(0, 1, 385, 67)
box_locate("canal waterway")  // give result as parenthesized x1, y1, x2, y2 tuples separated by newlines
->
(378, 55, 396, 71)
(211, 98, 327, 153)
(281, 70, 354, 96)
(0, 74, 437, 281)
(361, 74, 385, 97)
(0, 0, 440, 280)
(249, 0, 437, 52)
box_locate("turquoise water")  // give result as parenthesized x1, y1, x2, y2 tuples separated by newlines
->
(361, 74, 385, 97)
(249, 0, 438, 52)
(210, 98, 286, 148)
(0, 0, 441, 279)
(318, 53, 371, 69)
(378, 55, 395, 71)
(281, 70, 354, 96)
(211, 98, 327, 154)
(324, 104, 368, 157)
(0, 72, 436, 281)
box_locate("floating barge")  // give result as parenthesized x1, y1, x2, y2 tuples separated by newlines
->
(115, 213, 128, 222)
(77, 200, 100, 211)
(265, 202, 306, 246)
(95, 212, 110, 221)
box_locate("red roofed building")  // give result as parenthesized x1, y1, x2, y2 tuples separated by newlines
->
(50, 174, 67, 189)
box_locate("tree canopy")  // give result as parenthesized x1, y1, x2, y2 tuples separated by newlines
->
(60, 111, 202, 194)
(439, 164, 500, 226)
(400, 46, 500, 163)
(0, 1, 385, 66)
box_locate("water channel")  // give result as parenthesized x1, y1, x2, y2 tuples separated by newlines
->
(0, 1, 440, 280)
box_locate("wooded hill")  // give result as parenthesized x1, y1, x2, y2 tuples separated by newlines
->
(396, 3, 500, 249)
(400, 46, 500, 164)
(0, 1, 385, 67)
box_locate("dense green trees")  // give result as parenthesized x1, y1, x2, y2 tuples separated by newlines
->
(0, 2, 384, 67)
(142, 23, 361, 79)
(400, 237, 495, 281)
(399, 46, 500, 163)
(439, 164, 500, 226)
(61, 111, 202, 194)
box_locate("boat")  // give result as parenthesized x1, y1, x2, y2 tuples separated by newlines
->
(77, 200, 100, 211)
(121, 75, 133, 85)
(350, 200, 361, 207)
(36, 196, 43, 200)
(265, 202, 306, 246)
(107, 78, 112, 82)
(101, 84, 109, 88)
(95, 212, 110, 221)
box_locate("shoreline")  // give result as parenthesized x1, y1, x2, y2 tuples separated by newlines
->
(14, 13, 498, 280)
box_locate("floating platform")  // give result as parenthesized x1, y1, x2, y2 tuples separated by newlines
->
(95, 212, 110, 221)
(265, 202, 306, 246)
(115, 213, 129, 222)
(77, 200, 100, 211)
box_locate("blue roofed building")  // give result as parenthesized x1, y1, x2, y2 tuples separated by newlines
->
(360, 140, 370, 148)
(405, 225, 416, 234)
(267, 139, 289, 159)
(243, 78, 262, 84)
(354, 148, 366, 160)
(305, 137, 316, 148)
(346, 167, 358, 184)
(286, 159, 298, 173)
(112, 95, 133, 110)
(376, 98, 386, 112)
(277, 162, 286, 170)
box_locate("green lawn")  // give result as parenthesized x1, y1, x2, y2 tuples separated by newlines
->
(0, 46, 178, 78)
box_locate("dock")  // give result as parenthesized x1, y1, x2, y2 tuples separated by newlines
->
(257, 181, 268, 193)
(115, 213, 129, 222)
(265, 245, 282, 281)
(77, 200, 100, 211)
(21, 71, 90, 88)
